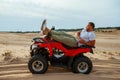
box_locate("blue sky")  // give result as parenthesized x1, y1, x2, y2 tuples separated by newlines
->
(0, 0, 120, 31)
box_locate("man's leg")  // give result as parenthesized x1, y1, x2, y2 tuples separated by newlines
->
(51, 30, 78, 47)
(41, 19, 50, 35)
(52, 31, 75, 38)
(40, 20, 78, 47)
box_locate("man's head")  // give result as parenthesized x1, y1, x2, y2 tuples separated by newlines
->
(86, 22, 95, 31)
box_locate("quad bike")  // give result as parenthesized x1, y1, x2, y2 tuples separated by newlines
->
(28, 20, 95, 74)
(28, 37, 95, 74)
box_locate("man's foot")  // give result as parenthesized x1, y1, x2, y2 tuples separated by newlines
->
(41, 19, 46, 31)
(40, 19, 50, 35)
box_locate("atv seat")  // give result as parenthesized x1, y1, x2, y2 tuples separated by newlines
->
(79, 45, 95, 48)
(63, 44, 95, 49)
(80, 45, 95, 48)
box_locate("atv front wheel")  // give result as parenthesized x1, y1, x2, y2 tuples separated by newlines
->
(72, 56, 92, 74)
(28, 55, 48, 74)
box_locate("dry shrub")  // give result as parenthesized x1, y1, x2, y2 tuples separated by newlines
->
(2, 50, 12, 61)
(118, 52, 120, 56)
(109, 56, 116, 60)
(108, 52, 113, 55)
(103, 51, 107, 54)
(10, 57, 21, 63)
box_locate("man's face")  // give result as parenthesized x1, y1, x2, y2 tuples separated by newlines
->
(86, 23, 92, 31)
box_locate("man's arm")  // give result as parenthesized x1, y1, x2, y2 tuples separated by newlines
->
(78, 39, 95, 47)
(84, 40, 95, 47)
(75, 31, 81, 39)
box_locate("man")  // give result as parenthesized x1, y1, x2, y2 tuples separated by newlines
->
(41, 20, 96, 47)
(76, 22, 95, 47)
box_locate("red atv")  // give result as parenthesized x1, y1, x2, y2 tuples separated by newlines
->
(28, 36, 95, 74)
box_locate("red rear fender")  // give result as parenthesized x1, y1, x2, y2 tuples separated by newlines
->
(65, 48, 91, 56)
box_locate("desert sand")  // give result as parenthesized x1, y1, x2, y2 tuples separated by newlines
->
(0, 30, 120, 80)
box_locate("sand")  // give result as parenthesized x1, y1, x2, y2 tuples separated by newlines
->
(0, 30, 120, 80)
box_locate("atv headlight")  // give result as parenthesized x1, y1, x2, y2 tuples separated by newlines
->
(31, 45, 38, 50)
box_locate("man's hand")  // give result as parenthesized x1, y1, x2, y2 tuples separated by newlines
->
(86, 40, 95, 47)
(75, 31, 81, 39)
(78, 38, 86, 44)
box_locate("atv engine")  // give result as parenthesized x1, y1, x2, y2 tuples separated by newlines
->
(53, 48, 64, 58)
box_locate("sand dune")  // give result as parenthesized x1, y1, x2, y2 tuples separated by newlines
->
(0, 31, 120, 80)
(0, 60, 120, 80)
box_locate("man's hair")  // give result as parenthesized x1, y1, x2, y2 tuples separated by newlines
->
(89, 22, 95, 29)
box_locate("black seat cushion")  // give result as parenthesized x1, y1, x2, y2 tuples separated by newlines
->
(62, 44, 95, 49)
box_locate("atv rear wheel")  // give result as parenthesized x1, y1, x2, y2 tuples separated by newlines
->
(28, 55, 48, 74)
(72, 56, 92, 74)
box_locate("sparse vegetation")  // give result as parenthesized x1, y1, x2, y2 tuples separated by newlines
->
(2, 50, 12, 61)
(108, 52, 113, 55)
(102, 51, 107, 54)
